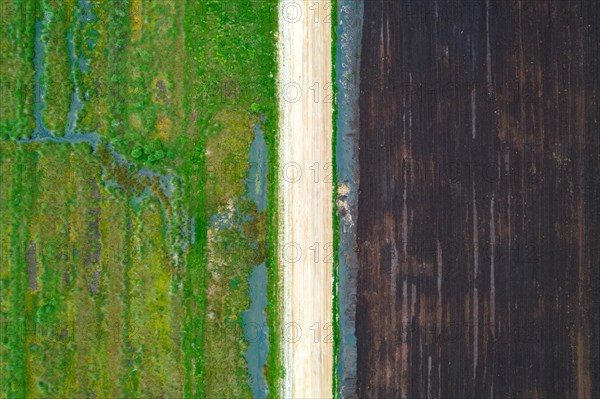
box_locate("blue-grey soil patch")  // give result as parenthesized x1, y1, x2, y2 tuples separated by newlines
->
(335, 1, 363, 397)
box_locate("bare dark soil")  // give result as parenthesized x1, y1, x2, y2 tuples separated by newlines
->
(356, 1, 599, 397)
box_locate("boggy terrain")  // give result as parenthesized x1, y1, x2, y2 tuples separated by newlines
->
(0, 1, 280, 398)
(356, 1, 599, 398)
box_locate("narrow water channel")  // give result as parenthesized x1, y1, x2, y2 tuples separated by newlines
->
(243, 119, 269, 399)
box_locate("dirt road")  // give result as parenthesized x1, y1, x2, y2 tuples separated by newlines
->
(279, 0, 333, 397)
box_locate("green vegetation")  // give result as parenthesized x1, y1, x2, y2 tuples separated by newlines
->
(0, 142, 186, 398)
(265, 65, 282, 399)
(0, 0, 281, 398)
(0, 0, 35, 139)
(181, 1, 279, 397)
(43, 0, 75, 134)
(330, 0, 341, 398)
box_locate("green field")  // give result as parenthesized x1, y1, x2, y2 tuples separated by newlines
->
(0, 0, 280, 397)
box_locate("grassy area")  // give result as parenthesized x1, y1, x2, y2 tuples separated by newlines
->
(0, 0, 35, 139)
(0, 141, 186, 398)
(1, 0, 281, 397)
(43, 0, 75, 134)
(265, 92, 282, 397)
(181, 1, 279, 396)
(331, 0, 341, 397)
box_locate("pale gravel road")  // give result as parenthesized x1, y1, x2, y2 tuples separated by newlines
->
(279, 1, 333, 397)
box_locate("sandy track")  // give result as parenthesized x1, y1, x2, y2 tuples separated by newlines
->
(279, 1, 333, 398)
